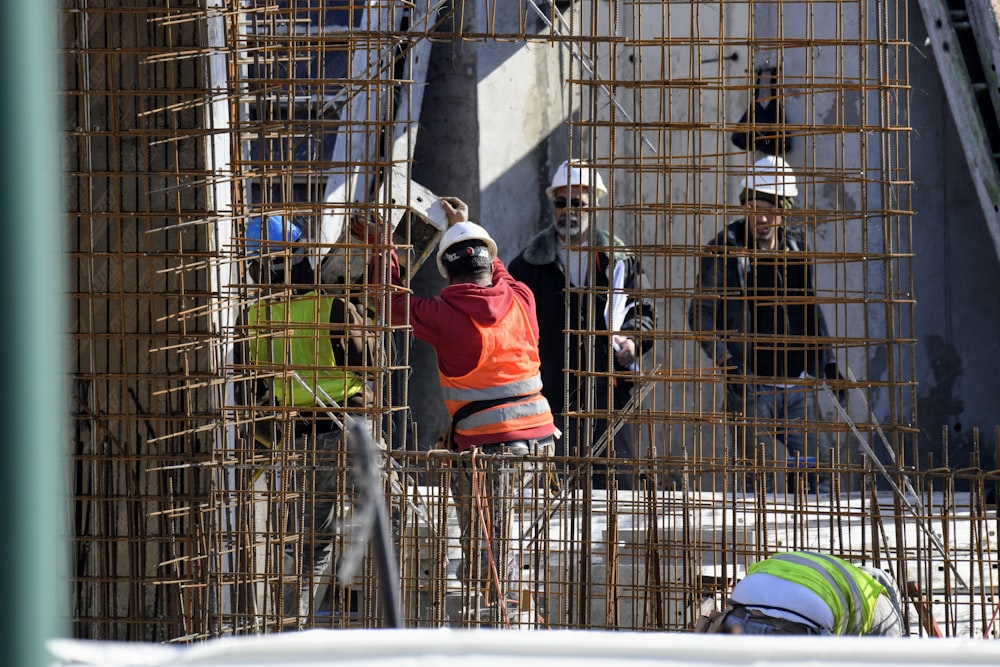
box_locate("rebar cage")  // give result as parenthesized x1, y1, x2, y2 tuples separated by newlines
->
(64, 0, 998, 642)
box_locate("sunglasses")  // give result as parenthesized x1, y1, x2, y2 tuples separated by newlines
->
(552, 197, 587, 209)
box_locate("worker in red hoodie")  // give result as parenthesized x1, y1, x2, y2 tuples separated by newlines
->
(368, 196, 556, 627)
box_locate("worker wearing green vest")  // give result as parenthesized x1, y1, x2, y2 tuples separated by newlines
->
(243, 215, 381, 626)
(696, 551, 906, 636)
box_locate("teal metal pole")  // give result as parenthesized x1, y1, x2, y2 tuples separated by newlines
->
(0, 2, 68, 665)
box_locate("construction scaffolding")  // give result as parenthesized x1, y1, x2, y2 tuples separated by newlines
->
(64, 0, 999, 643)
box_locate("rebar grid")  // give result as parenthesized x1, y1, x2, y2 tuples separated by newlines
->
(62, 0, 996, 643)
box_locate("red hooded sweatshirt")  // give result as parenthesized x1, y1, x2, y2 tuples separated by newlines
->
(373, 252, 555, 451)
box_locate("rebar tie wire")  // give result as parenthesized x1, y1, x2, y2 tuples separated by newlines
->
(288, 370, 426, 520)
(526, 0, 657, 155)
(470, 446, 513, 629)
(518, 369, 659, 556)
(824, 368, 967, 590)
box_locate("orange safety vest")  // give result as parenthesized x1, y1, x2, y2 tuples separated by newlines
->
(438, 297, 553, 441)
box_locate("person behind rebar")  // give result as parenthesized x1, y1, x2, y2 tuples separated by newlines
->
(688, 156, 845, 491)
(368, 197, 556, 626)
(508, 160, 656, 491)
(242, 214, 380, 626)
(695, 551, 906, 636)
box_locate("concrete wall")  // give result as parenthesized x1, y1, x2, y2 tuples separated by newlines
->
(908, 0, 1000, 463)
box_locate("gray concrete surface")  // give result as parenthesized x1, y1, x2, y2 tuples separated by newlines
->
(908, 0, 1000, 465)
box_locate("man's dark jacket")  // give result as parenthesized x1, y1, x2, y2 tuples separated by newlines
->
(688, 219, 835, 381)
(508, 225, 656, 416)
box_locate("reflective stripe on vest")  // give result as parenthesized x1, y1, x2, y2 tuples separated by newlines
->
(246, 291, 364, 407)
(751, 552, 884, 635)
(439, 296, 553, 439)
(440, 376, 542, 403)
(456, 393, 552, 431)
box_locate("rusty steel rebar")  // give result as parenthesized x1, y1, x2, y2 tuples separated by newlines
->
(61, 0, 999, 642)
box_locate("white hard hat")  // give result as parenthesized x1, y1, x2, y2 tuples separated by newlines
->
(546, 160, 608, 199)
(740, 155, 799, 199)
(436, 221, 498, 278)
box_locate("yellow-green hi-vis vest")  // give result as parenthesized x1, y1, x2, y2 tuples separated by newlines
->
(748, 551, 887, 635)
(246, 291, 364, 407)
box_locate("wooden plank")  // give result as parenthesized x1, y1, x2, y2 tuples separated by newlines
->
(964, 0, 1000, 126)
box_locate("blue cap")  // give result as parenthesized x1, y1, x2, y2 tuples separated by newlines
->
(246, 215, 302, 257)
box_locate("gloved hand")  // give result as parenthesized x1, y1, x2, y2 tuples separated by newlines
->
(823, 362, 847, 408)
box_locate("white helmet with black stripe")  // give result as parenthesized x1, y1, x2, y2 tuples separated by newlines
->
(435, 222, 498, 279)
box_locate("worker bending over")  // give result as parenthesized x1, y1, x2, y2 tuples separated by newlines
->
(696, 551, 906, 636)
(369, 197, 556, 627)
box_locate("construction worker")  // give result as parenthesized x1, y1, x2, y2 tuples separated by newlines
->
(509, 160, 655, 490)
(695, 551, 906, 636)
(242, 214, 382, 627)
(688, 156, 844, 493)
(368, 197, 556, 627)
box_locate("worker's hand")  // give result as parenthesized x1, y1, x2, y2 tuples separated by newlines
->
(350, 211, 391, 245)
(440, 197, 469, 226)
(613, 335, 636, 368)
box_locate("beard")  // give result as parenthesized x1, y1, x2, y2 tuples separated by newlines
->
(555, 212, 590, 240)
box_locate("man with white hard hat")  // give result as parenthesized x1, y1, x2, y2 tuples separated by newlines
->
(368, 197, 555, 627)
(688, 156, 843, 493)
(509, 160, 655, 491)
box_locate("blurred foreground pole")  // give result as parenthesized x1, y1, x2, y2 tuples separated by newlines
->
(0, 2, 68, 665)
(345, 419, 402, 628)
